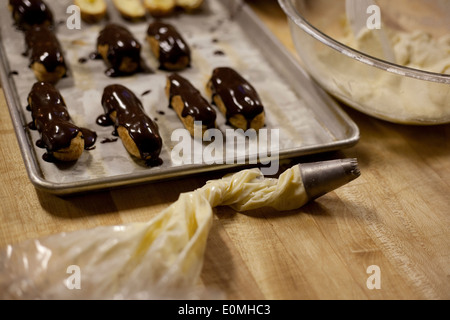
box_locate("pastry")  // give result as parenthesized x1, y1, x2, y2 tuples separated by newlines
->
(144, 0, 176, 17)
(147, 21, 191, 71)
(94, 23, 145, 77)
(144, 0, 204, 17)
(74, 0, 107, 23)
(166, 73, 217, 136)
(8, 0, 54, 30)
(27, 82, 97, 162)
(206, 67, 265, 131)
(24, 25, 67, 84)
(112, 0, 146, 21)
(99, 84, 163, 163)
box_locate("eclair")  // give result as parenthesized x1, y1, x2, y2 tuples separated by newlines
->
(166, 73, 217, 137)
(147, 21, 191, 71)
(99, 84, 163, 163)
(144, 0, 204, 17)
(27, 82, 97, 162)
(9, 0, 54, 30)
(24, 25, 67, 84)
(206, 67, 265, 131)
(74, 0, 107, 23)
(112, 0, 146, 21)
(95, 23, 144, 77)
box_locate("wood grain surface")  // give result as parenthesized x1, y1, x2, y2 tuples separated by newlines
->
(0, 0, 449, 300)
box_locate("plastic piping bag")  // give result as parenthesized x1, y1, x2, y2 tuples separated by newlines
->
(0, 165, 309, 299)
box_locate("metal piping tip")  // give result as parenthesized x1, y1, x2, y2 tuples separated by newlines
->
(299, 158, 361, 201)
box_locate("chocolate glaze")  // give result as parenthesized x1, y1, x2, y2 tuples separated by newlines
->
(38, 120, 81, 153)
(141, 89, 152, 97)
(25, 25, 66, 74)
(101, 138, 119, 144)
(96, 24, 145, 77)
(80, 128, 98, 150)
(209, 67, 264, 129)
(96, 114, 114, 127)
(9, 0, 54, 30)
(27, 82, 97, 159)
(147, 21, 191, 70)
(100, 84, 163, 162)
(168, 74, 216, 130)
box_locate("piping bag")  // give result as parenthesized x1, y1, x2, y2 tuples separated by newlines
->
(0, 159, 360, 299)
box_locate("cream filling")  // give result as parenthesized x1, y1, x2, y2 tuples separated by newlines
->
(314, 19, 450, 123)
(347, 24, 450, 74)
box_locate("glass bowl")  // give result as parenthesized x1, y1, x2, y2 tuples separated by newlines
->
(278, 0, 450, 125)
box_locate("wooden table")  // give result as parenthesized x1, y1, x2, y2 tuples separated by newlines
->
(0, 0, 449, 300)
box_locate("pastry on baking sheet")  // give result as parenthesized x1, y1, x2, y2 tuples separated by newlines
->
(144, 0, 204, 17)
(95, 23, 147, 77)
(206, 67, 265, 131)
(99, 84, 163, 163)
(147, 21, 191, 71)
(112, 0, 146, 20)
(27, 82, 97, 162)
(74, 0, 107, 23)
(24, 26, 67, 84)
(166, 73, 217, 137)
(8, 0, 54, 29)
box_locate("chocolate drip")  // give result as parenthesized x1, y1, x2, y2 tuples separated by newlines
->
(209, 67, 264, 129)
(141, 89, 152, 97)
(96, 24, 144, 77)
(147, 21, 191, 70)
(96, 114, 114, 127)
(100, 84, 163, 162)
(101, 138, 119, 144)
(9, 0, 54, 30)
(27, 82, 97, 157)
(28, 82, 71, 132)
(80, 128, 98, 150)
(168, 74, 216, 129)
(25, 25, 66, 74)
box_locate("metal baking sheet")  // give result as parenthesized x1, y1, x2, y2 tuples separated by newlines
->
(0, 0, 359, 195)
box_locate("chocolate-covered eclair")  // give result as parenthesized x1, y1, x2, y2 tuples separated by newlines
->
(24, 25, 67, 84)
(94, 23, 146, 77)
(27, 82, 97, 162)
(9, 0, 54, 30)
(166, 73, 217, 137)
(206, 67, 265, 131)
(147, 21, 191, 71)
(99, 84, 163, 163)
